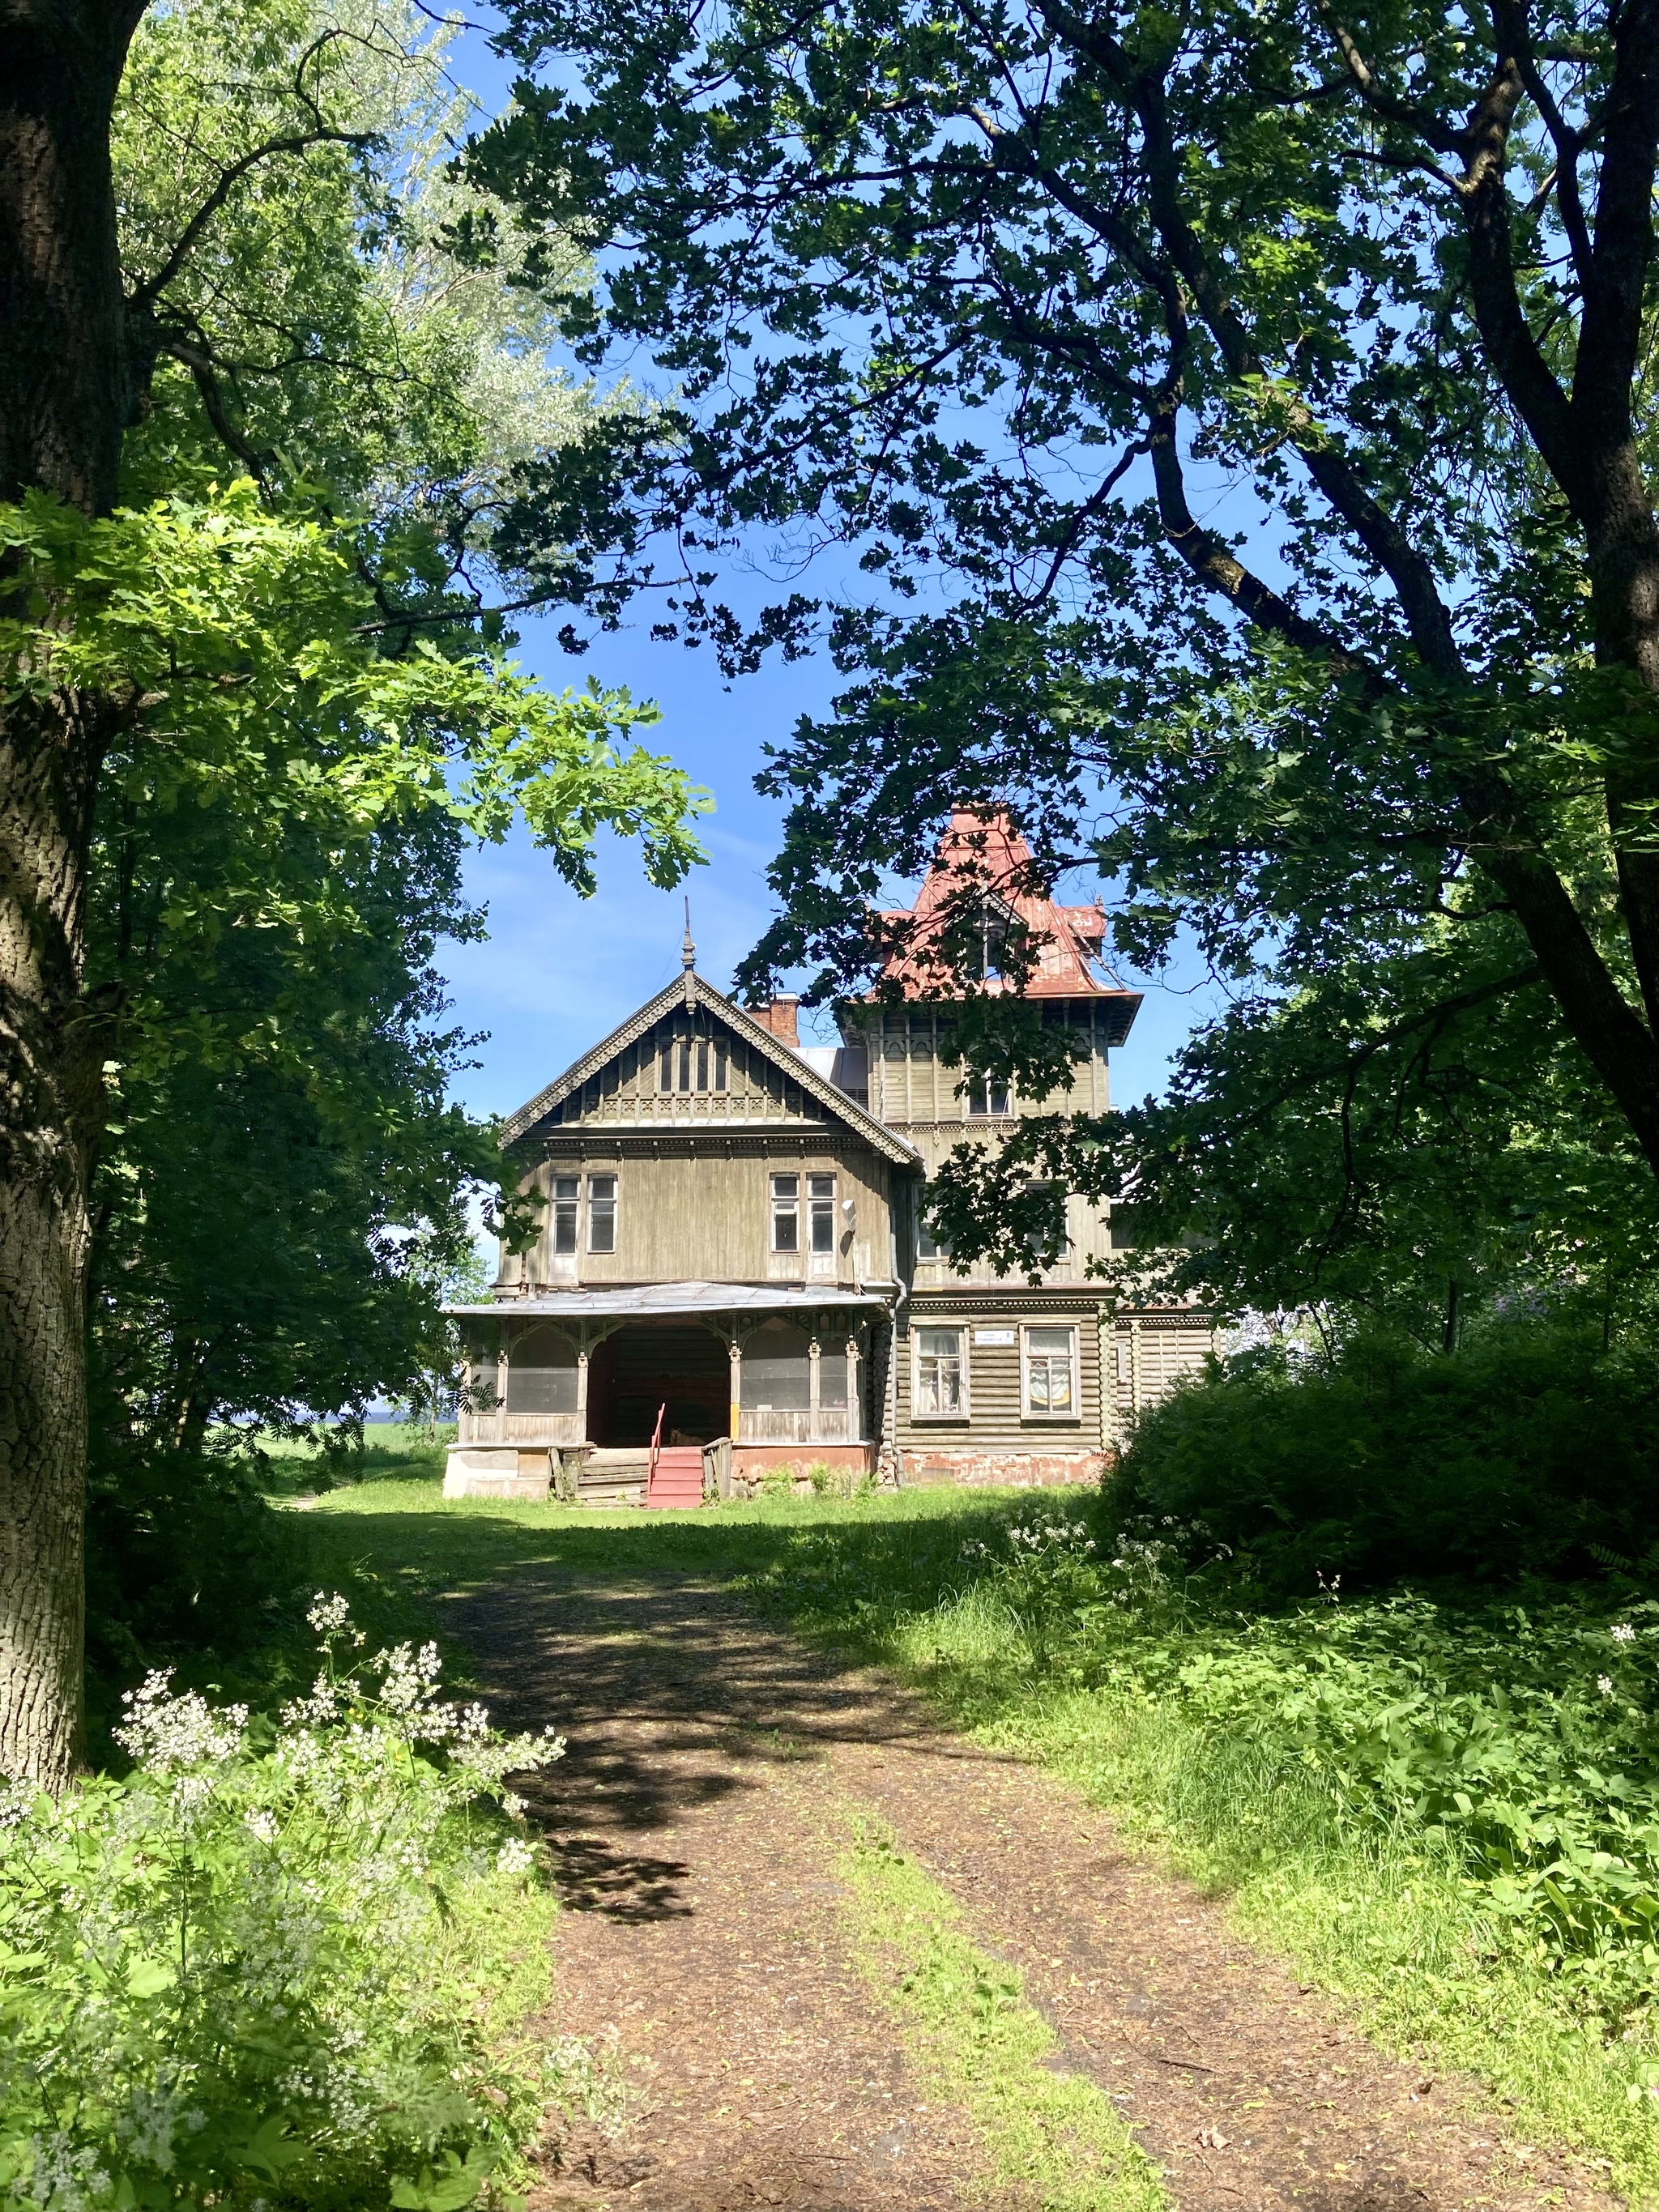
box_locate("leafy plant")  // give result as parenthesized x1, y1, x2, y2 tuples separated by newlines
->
(0, 1596, 565, 2210)
(1118, 1323, 1659, 1588)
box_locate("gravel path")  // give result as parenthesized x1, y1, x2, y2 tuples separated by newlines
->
(450, 1566, 1623, 2212)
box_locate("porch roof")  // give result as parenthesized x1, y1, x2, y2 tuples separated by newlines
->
(444, 1279, 898, 1320)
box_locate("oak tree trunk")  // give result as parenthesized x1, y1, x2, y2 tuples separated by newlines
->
(0, 0, 142, 1788)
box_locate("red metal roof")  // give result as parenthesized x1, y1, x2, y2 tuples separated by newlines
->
(876, 808, 1140, 1020)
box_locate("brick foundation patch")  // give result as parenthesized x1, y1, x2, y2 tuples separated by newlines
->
(902, 1448, 1106, 1489)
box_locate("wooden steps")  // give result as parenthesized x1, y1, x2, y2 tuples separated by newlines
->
(646, 1445, 706, 1509)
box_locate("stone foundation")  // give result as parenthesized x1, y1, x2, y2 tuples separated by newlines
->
(441, 1445, 552, 1501)
(900, 1447, 1107, 1490)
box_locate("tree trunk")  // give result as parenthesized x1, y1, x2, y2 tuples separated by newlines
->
(0, 693, 109, 1790)
(0, 0, 144, 1788)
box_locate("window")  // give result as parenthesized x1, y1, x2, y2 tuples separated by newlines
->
(818, 1340, 850, 1410)
(770, 1172, 800, 1251)
(966, 1073, 1012, 1117)
(587, 1174, 617, 1254)
(808, 1174, 836, 1254)
(552, 1175, 579, 1255)
(505, 1323, 578, 1415)
(1024, 1325, 1077, 1417)
(917, 1204, 950, 1262)
(915, 1327, 966, 1417)
(740, 1319, 811, 1409)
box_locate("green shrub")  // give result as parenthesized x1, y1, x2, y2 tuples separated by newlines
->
(0, 1597, 564, 2211)
(1117, 1323, 1659, 1589)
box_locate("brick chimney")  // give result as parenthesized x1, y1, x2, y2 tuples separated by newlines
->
(753, 995, 800, 1047)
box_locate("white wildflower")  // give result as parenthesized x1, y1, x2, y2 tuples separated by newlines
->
(496, 1836, 536, 1878)
(243, 1809, 279, 1844)
(1610, 1622, 1638, 1645)
(1599, 1676, 1616, 1697)
(0, 1779, 36, 1833)
(114, 1673, 246, 1774)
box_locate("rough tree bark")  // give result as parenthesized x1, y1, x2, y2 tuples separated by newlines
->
(0, 0, 147, 1788)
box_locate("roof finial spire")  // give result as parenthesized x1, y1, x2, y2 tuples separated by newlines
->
(681, 897, 697, 1008)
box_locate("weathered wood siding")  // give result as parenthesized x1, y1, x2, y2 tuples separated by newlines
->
(851, 1005, 1113, 1126)
(496, 1138, 896, 1291)
(535, 1008, 825, 1130)
(1111, 1312, 1213, 1430)
(895, 1300, 1106, 1455)
(847, 1005, 1118, 1286)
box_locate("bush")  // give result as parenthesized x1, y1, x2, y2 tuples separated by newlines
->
(84, 1439, 292, 1745)
(1117, 1323, 1659, 1589)
(0, 1597, 564, 2212)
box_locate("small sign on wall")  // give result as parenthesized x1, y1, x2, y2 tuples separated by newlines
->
(972, 1327, 1017, 1346)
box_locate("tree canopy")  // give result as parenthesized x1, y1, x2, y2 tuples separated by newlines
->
(0, 0, 705, 1784)
(463, 0, 1659, 1322)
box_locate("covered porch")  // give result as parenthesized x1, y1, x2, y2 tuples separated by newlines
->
(442, 1281, 891, 1501)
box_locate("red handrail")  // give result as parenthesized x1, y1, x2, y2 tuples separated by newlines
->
(646, 1401, 667, 1494)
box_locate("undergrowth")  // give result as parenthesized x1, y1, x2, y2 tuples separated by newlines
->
(735, 1498, 1659, 2204)
(2, 1594, 581, 2212)
(292, 1474, 1659, 2199)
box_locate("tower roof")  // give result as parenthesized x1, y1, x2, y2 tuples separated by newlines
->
(876, 808, 1141, 1035)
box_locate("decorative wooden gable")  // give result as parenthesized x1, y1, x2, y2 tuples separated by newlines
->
(501, 974, 917, 1163)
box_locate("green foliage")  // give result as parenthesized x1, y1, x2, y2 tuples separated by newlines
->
(467, 0, 1659, 1306)
(0, 1597, 566, 2212)
(43, 0, 712, 1614)
(1118, 1324, 1659, 1589)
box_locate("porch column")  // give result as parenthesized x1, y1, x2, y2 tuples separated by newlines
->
(728, 1336, 743, 1443)
(847, 1332, 861, 1443)
(1129, 1315, 1142, 1416)
(808, 1332, 822, 1435)
(576, 1350, 590, 1440)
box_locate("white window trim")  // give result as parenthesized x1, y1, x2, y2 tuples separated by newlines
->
(1021, 1321, 1081, 1422)
(911, 1323, 970, 1422)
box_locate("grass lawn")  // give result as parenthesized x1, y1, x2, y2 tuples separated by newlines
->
(271, 1446, 1659, 2205)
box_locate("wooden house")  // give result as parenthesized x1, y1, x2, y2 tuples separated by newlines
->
(444, 809, 1212, 1502)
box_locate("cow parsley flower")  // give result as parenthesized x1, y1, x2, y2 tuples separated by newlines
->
(1611, 1622, 1638, 1644)
(114, 1672, 246, 1774)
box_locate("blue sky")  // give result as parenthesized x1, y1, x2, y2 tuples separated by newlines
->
(435, 27, 1224, 1129)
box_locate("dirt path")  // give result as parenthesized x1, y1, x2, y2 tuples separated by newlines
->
(451, 1568, 1622, 2212)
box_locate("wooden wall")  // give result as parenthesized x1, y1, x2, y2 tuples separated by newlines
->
(894, 1299, 1107, 1455)
(850, 1004, 1113, 1126)
(537, 1008, 820, 1131)
(498, 1136, 896, 1290)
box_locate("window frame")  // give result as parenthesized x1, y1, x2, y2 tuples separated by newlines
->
(586, 1173, 618, 1255)
(770, 1170, 800, 1253)
(550, 1174, 580, 1256)
(1021, 1322, 1081, 1422)
(807, 1172, 837, 1255)
(966, 1072, 1013, 1118)
(911, 1323, 970, 1421)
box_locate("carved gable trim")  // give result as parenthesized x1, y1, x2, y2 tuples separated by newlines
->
(502, 975, 919, 1164)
